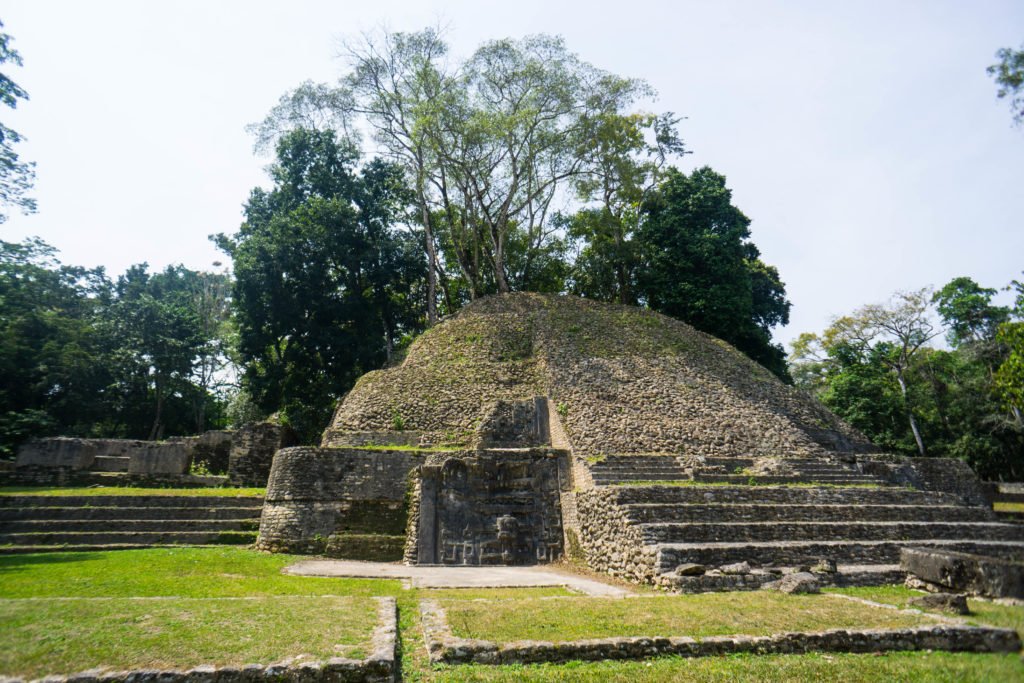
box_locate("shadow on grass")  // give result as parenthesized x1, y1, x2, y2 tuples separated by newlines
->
(0, 551, 102, 571)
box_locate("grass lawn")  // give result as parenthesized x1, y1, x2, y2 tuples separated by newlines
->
(0, 486, 265, 497)
(0, 547, 402, 598)
(827, 585, 1024, 637)
(427, 651, 1024, 682)
(441, 593, 931, 642)
(419, 586, 578, 600)
(2, 549, 1023, 682)
(2, 596, 375, 678)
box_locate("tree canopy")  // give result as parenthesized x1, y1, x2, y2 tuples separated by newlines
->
(988, 44, 1024, 126)
(791, 278, 1024, 479)
(215, 128, 425, 442)
(0, 238, 233, 457)
(0, 20, 35, 222)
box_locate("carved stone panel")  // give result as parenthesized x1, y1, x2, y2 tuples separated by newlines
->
(417, 449, 565, 565)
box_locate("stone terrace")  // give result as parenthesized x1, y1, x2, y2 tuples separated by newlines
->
(575, 455, 1024, 588)
(0, 495, 262, 553)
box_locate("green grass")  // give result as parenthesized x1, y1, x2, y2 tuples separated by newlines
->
(0, 486, 265, 497)
(2, 595, 375, 678)
(419, 586, 578, 600)
(0, 547, 403, 598)
(426, 651, 1024, 682)
(827, 585, 1024, 637)
(2, 550, 1022, 682)
(441, 593, 930, 642)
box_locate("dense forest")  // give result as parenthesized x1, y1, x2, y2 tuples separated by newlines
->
(1, 29, 1021, 480)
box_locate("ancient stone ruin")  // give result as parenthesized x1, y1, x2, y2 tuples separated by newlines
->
(247, 292, 1024, 585)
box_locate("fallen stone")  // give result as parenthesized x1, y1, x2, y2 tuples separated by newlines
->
(909, 592, 970, 615)
(764, 572, 820, 594)
(675, 563, 706, 576)
(720, 561, 751, 575)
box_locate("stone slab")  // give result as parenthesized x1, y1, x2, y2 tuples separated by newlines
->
(901, 547, 1024, 599)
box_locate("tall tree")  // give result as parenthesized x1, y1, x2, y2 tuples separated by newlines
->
(988, 44, 1024, 126)
(824, 290, 940, 456)
(253, 29, 664, 311)
(217, 128, 425, 441)
(995, 276, 1024, 428)
(0, 20, 35, 222)
(635, 166, 792, 378)
(567, 111, 685, 305)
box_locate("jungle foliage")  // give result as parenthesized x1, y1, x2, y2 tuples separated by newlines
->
(790, 277, 1024, 480)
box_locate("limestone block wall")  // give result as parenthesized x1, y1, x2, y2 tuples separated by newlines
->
(574, 488, 658, 582)
(11, 434, 234, 485)
(474, 398, 550, 448)
(857, 455, 990, 506)
(15, 438, 97, 470)
(227, 422, 297, 487)
(256, 447, 420, 557)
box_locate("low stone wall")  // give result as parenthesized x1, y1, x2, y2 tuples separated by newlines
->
(902, 547, 1024, 598)
(0, 597, 398, 683)
(419, 599, 1020, 666)
(12, 432, 240, 486)
(256, 447, 420, 558)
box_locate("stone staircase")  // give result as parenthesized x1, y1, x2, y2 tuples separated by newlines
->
(0, 495, 262, 553)
(576, 455, 1024, 587)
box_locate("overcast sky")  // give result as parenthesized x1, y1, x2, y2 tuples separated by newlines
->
(2, 0, 1022, 346)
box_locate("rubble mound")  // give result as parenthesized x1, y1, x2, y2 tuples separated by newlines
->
(324, 293, 872, 458)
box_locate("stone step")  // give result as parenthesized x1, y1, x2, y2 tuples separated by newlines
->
(693, 474, 884, 485)
(607, 485, 971, 507)
(91, 456, 130, 472)
(0, 495, 264, 509)
(653, 539, 1024, 573)
(0, 505, 262, 521)
(622, 503, 997, 524)
(638, 520, 1024, 544)
(593, 473, 690, 483)
(2, 519, 260, 533)
(0, 530, 258, 546)
(589, 466, 684, 473)
(589, 456, 684, 466)
(591, 469, 689, 477)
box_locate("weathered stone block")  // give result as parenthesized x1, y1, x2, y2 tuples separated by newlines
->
(16, 438, 96, 470)
(901, 547, 1024, 599)
(127, 443, 190, 475)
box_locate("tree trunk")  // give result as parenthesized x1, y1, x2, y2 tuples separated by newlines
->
(492, 226, 510, 294)
(149, 377, 164, 441)
(896, 371, 927, 456)
(417, 187, 438, 326)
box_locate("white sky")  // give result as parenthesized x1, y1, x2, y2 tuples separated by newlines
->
(2, 0, 1022, 346)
